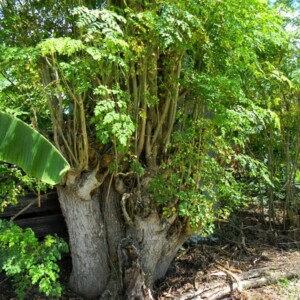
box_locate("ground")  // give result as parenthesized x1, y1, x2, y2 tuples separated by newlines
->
(1, 209, 300, 299)
(155, 209, 300, 300)
(155, 241, 300, 299)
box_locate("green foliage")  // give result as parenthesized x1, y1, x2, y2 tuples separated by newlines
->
(149, 119, 237, 234)
(155, 3, 202, 50)
(0, 111, 70, 185)
(38, 38, 84, 56)
(0, 220, 68, 299)
(0, 0, 72, 47)
(148, 90, 279, 232)
(73, 6, 130, 62)
(0, 163, 48, 212)
(295, 170, 300, 183)
(0, 0, 298, 236)
(92, 85, 135, 148)
(73, 6, 126, 40)
(0, 46, 48, 128)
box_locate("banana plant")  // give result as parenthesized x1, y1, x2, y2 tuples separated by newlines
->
(0, 111, 70, 185)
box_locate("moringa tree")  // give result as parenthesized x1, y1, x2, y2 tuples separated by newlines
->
(0, 0, 292, 298)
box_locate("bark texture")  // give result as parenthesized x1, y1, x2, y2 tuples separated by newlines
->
(119, 237, 153, 300)
(57, 178, 110, 298)
(121, 192, 189, 285)
(57, 172, 189, 299)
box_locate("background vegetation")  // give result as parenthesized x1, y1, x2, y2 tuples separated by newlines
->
(0, 0, 299, 298)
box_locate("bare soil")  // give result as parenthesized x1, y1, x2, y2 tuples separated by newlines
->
(1, 209, 300, 300)
(155, 210, 300, 300)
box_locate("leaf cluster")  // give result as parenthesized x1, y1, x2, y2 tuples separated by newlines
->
(0, 220, 68, 299)
(92, 85, 135, 148)
(0, 163, 48, 212)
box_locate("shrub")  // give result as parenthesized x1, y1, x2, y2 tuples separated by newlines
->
(0, 219, 68, 299)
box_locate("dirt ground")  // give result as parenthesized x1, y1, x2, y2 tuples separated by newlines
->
(1, 210, 300, 300)
(155, 242, 300, 300)
(155, 210, 300, 300)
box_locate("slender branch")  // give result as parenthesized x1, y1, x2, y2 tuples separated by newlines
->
(145, 120, 152, 163)
(44, 57, 76, 163)
(50, 54, 64, 131)
(73, 94, 78, 160)
(151, 95, 171, 149)
(0, 278, 9, 286)
(57, 122, 79, 165)
(10, 192, 55, 221)
(55, 63, 88, 169)
(40, 60, 61, 152)
(78, 94, 89, 170)
(137, 57, 147, 156)
(163, 54, 184, 151)
(10, 198, 38, 221)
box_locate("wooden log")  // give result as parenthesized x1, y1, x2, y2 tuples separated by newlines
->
(0, 192, 60, 218)
(174, 265, 300, 300)
(14, 214, 67, 238)
(0, 192, 68, 238)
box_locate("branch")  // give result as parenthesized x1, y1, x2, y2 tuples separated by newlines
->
(214, 263, 242, 293)
(10, 192, 56, 221)
(121, 193, 134, 227)
(50, 54, 64, 131)
(137, 61, 147, 156)
(174, 265, 300, 300)
(10, 198, 38, 221)
(78, 94, 89, 170)
(163, 53, 184, 151)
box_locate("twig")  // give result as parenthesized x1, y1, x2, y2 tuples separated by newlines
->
(10, 192, 56, 221)
(174, 265, 300, 300)
(214, 263, 243, 292)
(10, 198, 38, 221)
(0, 277, 9, 286)
(38, 189, 41, 208)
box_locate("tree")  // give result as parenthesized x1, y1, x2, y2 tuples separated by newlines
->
(240, 2, 300, 227)
(0, 0, 292, 298)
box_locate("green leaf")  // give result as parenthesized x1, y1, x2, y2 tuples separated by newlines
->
(261, 172, 275, 188)
(0, 111, 70, 185)
(38, 38, 84, 56)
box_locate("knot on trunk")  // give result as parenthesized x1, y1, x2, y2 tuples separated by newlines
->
(65, 166, 108, 201)
(119, 237, 141, 268)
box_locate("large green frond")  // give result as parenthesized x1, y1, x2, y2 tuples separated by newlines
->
(0, 111, 70, 185)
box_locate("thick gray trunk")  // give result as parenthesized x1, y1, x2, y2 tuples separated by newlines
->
(57, 184, 110, 297)
(57, 173, 189, 299)
(121, 193, 189, 285)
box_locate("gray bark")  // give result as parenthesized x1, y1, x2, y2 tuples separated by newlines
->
(121, 192, 188, 285)
(57, 172, 110, 298)
(57, 173, 189, 299)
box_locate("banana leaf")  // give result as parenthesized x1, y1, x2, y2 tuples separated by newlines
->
(0, 111, 70, 185)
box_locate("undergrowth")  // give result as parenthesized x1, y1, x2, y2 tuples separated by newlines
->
(0, 219, 68, 299)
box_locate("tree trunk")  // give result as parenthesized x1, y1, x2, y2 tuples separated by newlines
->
(57, 176, 111, 298)
(57, 172, 189, 299)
